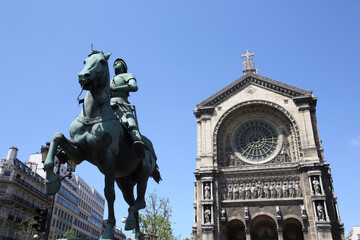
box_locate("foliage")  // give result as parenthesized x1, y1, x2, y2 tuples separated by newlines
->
(14, 218, 45, 240)
(139, 191, 181, 240)
(63, 229, 77, 238)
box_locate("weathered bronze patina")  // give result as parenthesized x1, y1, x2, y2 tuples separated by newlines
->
(43, 50, 161, 240)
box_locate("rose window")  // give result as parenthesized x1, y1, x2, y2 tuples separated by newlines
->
(233, 120, 279, 163)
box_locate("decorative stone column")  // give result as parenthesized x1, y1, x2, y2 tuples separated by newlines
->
(308, 171, 332, 239)
(201, 177, 214, 240)
(245, 228, 251, 240)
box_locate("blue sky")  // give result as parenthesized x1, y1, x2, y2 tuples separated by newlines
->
(1, 0, 359, 238)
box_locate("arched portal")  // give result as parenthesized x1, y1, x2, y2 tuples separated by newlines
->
(228, 219, 246, 240)
(283, 218, 304, 240)
(251, 215, 278, 240)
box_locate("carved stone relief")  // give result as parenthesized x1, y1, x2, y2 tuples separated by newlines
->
(222, 175, 302, 201)
(271, 139, 292, 163)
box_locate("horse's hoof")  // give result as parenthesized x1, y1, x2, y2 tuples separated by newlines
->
(99, 232, 114, 240)
(125, 215, 136, 231)
(100, 223, 114, 239)
(45, 174, 61, 195)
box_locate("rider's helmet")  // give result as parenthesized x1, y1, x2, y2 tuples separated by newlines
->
(113, 58, 128, 73)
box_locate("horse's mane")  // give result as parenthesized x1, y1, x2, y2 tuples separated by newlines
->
(88, 50, 104, 57)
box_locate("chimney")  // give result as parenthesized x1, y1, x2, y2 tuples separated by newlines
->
(6, 146, 18, 161)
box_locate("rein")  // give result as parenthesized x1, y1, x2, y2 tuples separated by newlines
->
(77, 88, 84, 105)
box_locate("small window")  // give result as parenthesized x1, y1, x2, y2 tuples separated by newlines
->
(0, 186, 7, 194)
(4, 171, 11, 176)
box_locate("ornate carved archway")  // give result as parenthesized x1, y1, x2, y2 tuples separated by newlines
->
(228, 219, 246, 240)
(213, 100, 303, 167)
(283, 218, 304, 240)
(251, 215, 278, 240)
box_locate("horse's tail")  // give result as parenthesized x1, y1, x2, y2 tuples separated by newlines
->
(151, 164, 162, 184)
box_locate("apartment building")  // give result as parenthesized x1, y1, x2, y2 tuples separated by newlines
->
(0, 147, 51, 239)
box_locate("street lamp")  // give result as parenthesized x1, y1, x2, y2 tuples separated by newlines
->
(40, 143, 50, 163)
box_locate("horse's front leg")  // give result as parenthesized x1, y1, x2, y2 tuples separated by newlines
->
(100, 152, 116, 240)
(43, 132, 64, 195)
(44, 132, 84, 195)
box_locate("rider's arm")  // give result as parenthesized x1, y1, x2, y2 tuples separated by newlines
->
(110, 78, 138, 92)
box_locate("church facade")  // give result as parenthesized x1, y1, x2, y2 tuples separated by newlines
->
(192, 51, 344, 240)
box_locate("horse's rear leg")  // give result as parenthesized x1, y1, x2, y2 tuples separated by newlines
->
(116, 179, 144, 240)
(133, 154, 154, 211)
(134, 177, 148, 210)
(116, 179, 138, 231)
(101, 153, 116, 240)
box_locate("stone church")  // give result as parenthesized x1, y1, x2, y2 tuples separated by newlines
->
(192, 50, 344, 240)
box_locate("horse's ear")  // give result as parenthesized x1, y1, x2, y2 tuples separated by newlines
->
(104, 52, 112, 61)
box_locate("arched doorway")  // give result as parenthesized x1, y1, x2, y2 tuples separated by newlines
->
(251, 215, 278, 240)
(283, 218, 304, 240)
(228, 219, 246, 240)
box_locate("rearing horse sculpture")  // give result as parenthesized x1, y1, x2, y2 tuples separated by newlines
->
(43, 50, 160, 240)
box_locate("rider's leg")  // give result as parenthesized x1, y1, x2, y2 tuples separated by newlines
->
(126, 115, 145, 159)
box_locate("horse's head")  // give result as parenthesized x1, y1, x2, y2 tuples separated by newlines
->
(78, 50, 112, 90)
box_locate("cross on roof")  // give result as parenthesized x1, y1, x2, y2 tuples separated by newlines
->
(241, 49, 255, 60)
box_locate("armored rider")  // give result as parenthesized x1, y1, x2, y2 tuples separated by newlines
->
(110, 58, 145, 159)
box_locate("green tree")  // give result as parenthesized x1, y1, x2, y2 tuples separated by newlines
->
(62, 229, 77, 239)
(139, 191, 180, 240)
(14, 218, 45, 240)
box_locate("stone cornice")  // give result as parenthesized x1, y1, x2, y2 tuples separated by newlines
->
(219, 163, 299, 174)
(193, 106, 214, 118)
(293, 95, 317, 108)
(195, 72, 312, 114)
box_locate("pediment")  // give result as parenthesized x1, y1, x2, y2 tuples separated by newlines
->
(194, 72, 313, 117)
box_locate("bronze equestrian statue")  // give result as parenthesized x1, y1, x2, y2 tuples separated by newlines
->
(43, 50, 161, 240)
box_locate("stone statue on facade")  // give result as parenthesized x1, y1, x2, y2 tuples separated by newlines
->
(282, 181, 289, 198)
(251, 182, 257, 199)
(276, 182, 283, 198)
(295, 181, 302, 197)
(233, 183, 239, 200)
(239, 183, 245, 199)
(42, 51, 161, 240)
(222, 184, 228, 200)
(204, 207, 211, 223)
(220, 207, 226, 222)
(227, 184, 233, 200)
(245, 183, 251, 199)
(288, 181, 295, 198)
(204, 183, 211, 199)
(264, 182, 270, 199)
(317, 203, 325, 221)
(270, 182, 276, 198)
(257, 181, 263, 198)
(313, 178, 321, 195)
(245, 206, 249, 219)
(229, 152, 236, 166)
